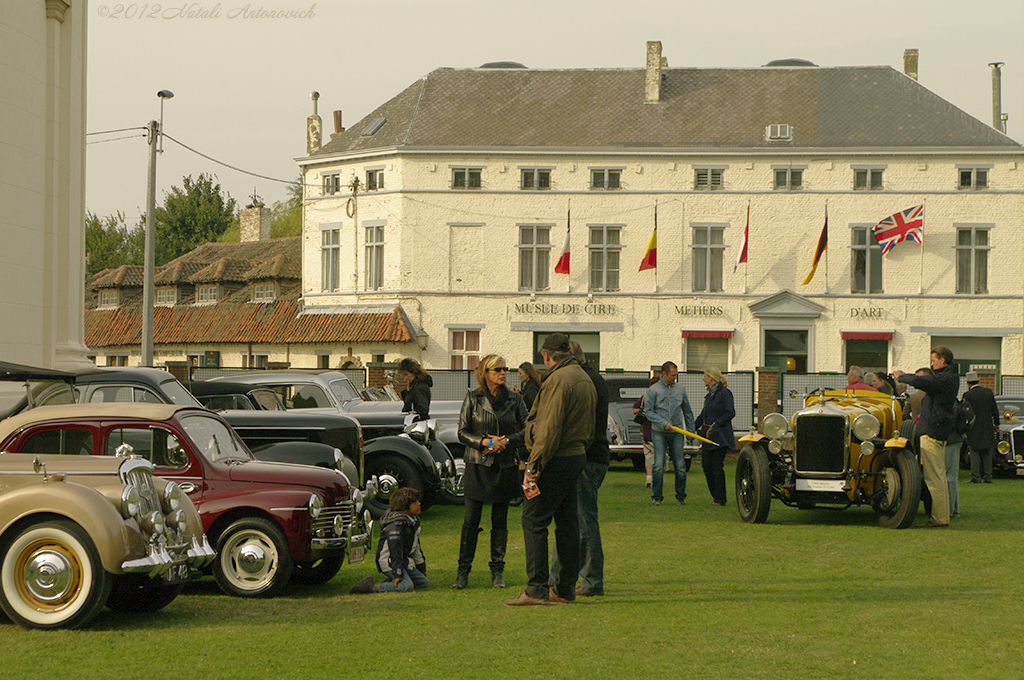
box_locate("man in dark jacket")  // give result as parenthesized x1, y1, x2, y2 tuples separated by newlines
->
(506, 333, 597, 606)
(549, 341, 609, 598)
(894, 346, 959, 527)
(963, 371, 999, 483)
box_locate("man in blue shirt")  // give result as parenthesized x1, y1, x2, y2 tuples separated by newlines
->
(644, 361, 695, 505)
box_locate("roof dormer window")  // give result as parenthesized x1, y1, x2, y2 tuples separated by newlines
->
(765, 124, 793, 141)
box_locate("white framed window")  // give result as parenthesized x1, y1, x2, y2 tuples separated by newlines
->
(450, 329, 481, 370)
(685, 338, 729, 372)
(957, 166, 990, 190)
(590, 168, 621, 190)
(588, 225, 622, 292)
(243, 354, 269, 369)
(105, 354, 128, 366)
(694, 167, 725, 190)
(366, 169, 384, 190)
(196, 285, 218, 304)
(156, 287, 177, 305)
(452, 167, 482, 189)
(955, 225, 991, 294)
(851, 226, 883, 294)
(518, 225, 551, 291)
(773, 168, 803, 190)
(691, 223, 726, 292)
(99, 289, 119, 307)
(252, 282, 275, 301)
(322, 173, 341, 195)
(764, 124, 793, 141)
(365, 222, 385, 291)
(521, 168, 551, 190)
(853, 167, 884, 190)
(320, 223, 341, 292)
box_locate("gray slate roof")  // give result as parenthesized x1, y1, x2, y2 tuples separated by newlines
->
(313, 66, 1019, 155)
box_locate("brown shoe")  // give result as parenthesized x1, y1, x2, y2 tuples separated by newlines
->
(575, 586, 604, 597)
(548, 587, 574, 604)
(349, 576, 375, 594)
(918, 519, 949, 528)
(504, 590, 549, 607)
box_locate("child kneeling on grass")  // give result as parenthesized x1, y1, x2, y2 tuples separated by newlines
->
(350, 487, 428, 594)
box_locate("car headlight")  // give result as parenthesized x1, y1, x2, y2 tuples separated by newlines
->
(768, 439, 783, 454)
(140, 511, 166, 536)
(308, 494, 323, 520)
(333, 514, 346, 537)
(121, 485, 141, 519)
(859, 440, 875, 456)
(161, 482, 182, 513)
(168, 509, 188, 534)
(852, 414, 880, 441)
(761, 413, 788, 440)
(997, 441, 1010, 454)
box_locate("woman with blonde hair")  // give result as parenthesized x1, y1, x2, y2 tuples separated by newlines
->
(453, 354, 528, 589)
(694, 367, 735, 506)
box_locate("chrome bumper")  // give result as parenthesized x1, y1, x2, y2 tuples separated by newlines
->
(121, 534, 216, 575)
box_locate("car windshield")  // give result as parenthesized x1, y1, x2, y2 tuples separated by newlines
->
(160, 378, 204, 407)
(329, 378, 361, 403)
(180, 414, 249, 463)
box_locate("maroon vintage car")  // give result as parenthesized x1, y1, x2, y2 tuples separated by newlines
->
(0, 403, 371, 598)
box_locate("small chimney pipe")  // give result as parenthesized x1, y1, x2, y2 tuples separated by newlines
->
(989, 62, 1005, 132)
(333, 110, 344, 134)
(903, 49, 918, 81)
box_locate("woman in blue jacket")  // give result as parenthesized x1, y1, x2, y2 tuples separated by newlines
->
(695, 367, 735, 506)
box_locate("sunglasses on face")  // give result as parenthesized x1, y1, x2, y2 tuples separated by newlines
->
(489, 367, 509, 373)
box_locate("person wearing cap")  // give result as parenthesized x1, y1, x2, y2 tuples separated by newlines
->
(505, 333, 597, 607)
(962, 371, 999, 484)
(644, 361, 696, 505)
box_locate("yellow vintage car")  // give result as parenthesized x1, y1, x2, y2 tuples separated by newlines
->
(736, 387, 920, 529)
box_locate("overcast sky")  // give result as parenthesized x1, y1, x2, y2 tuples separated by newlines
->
(86, 0, 1024, 222)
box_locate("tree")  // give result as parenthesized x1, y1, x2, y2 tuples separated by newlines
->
(84, 211, 144, 273)
(270, 177, 303, 238)
(154, 174, 236, 264)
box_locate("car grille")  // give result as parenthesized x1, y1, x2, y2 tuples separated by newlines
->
(1013, 430, 1024, 459)
(124, 466, 161, 515)
(794, 413, 847, 474)
(625, 421, 644, 444)
(313, 500, 354, 537)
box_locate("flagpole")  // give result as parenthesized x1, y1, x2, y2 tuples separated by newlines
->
(919, 198, 925, 295)
(824, 200, 829, 295)
(567, 198, 571, 295)
(744, 201, 749, 295)
(654, 200, 658, 293)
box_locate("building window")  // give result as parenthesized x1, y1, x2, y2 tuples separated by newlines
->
(243, 354, 268, 369)
(365, 224, 384, 291)
(691, 224, 725, 292)
(773, 169, 802, 190)
(317, 354, 330, 369)
(958, 167, 989, 190)
(685, 338, 729, 372)
(518, 225, 551, 291)
(196, 286, 218, 304)
(694, 168, 724, 191)
(588, 226, 621, 292)
(105, 355, 128, 366)
(854, 168, 883, 190)
(321, 227, 340, 292)
(366, 169, 384, 190)
(252, 283, 275, 301)
(452, 168, 482, 189)
(955, 226, 990, 294)
(590, 169, 621, 190)
(851, 227, 883, 294)
(323, 173, 341, 195)
(450, 329, 480, 370)
(156, 287, 176, 305)
(521, 169, 551, 190)
(99, 290, 119, 307)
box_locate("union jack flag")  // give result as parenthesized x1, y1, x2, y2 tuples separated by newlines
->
(872, 204, 924, 256)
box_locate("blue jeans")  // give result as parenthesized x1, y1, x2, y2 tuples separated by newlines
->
(377, 568, 429, 593)
(550, 460, 607, 593)
(651, 429, 687, 502)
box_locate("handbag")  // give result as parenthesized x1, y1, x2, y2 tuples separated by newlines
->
(633, 396, 647, 425)
(698, 424, 713, 439)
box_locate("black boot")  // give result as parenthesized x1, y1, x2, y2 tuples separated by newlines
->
(489, 529, 508, 589)
(452, 524, 480, 589)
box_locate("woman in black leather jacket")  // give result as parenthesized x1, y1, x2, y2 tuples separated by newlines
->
(452, 354, 528, 590)
(398, 358, 431, 421)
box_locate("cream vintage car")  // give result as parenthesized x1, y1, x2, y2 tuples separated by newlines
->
(0, 452, 214, 630)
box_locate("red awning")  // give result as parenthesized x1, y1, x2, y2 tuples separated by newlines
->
(842, 331, 893, 341)
(681, 330, 733, 339)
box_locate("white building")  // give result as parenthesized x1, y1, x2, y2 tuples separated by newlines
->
(1, 1, 92, 369)
(297, 43, 1023, 380)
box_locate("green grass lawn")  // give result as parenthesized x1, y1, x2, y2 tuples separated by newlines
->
(5, 463, 1023, 679)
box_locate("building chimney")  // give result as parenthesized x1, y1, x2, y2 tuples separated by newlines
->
(645, 41, 663, 103)
(989, 62, 1005, 132)
(330, 110, 345, 141)
(903, 49, 918, 81)
(240, 192, 271, 242)
(306, 91, 322, 155)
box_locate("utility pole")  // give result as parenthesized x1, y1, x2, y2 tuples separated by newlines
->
(142, 120, 158, 367)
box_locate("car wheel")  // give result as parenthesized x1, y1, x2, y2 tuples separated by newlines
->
(106, 574, 183, 612)
(213, 517, 293, 598)
(0, 520, 113, 630)
(874, 449, 923, 529)
(735, 444, 771, 524)
(290, 556, 343, 586)
(364, 455, 423, 519)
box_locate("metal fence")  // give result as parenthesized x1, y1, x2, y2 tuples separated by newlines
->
(677, 371, 756, 432)
(188, 365, 368, 390)
(1002, 376, 1024, 397)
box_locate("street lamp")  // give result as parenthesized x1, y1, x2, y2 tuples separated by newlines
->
(157, 90, 173, 153)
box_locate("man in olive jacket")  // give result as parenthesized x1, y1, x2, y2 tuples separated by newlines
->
(506, 333, 597, 606)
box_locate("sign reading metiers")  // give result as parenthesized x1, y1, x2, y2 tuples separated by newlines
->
(511, 302, 726, 316)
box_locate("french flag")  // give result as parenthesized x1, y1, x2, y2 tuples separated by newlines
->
(554, 206, 570, 274)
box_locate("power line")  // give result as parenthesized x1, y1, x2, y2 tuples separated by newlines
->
(162, 133, 301, 187)
(87, 133, 147, 145)
(86, 126, 148, 136)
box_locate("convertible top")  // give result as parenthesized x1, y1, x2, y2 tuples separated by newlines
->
(0, 362, 76, 382)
